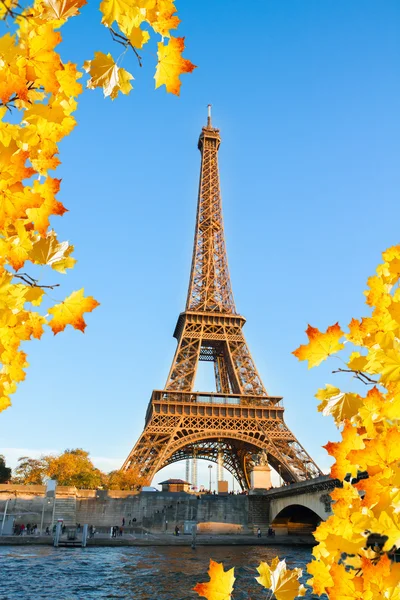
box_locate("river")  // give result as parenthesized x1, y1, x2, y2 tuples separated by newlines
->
(0, 545, 316, 599)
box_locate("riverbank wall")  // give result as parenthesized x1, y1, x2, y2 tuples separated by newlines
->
(0, 485, 273, 535)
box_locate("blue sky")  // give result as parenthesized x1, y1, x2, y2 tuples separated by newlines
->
(2, 1, 400, 490)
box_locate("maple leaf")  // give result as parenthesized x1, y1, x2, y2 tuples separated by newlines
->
(326, 563, 364, 600)
(293, 323, 344, 368)
(118, 18, 150, 48)
(99, 0, 141, 27)
(347, 351, 368, 372)
(29, 231, 76, 272)
(155, 36, 196, 96)
(306, 559, 334, 596)
(193, 560, 235, 599)
(84, 52, 133, 99)
(48, 288, 99, 334)
(40, 0, 87, 20)
(256, 558, 306, 600)
(325, 421, 364, 480)
(349, 427, 400, 476)
(316, 384, 363, 424)
(373, 511, 400, 552)
(26, 178, 66, 235)
(346, 317, 375, 346)
(55, 62, 83, 97)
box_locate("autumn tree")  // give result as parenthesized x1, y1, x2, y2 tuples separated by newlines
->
(107, 467, 144, 490)
(14, 456, 48, 484)
(0, 455, 11, 483)
(45, 448, 103, 489)
(0, 0, 194, 413)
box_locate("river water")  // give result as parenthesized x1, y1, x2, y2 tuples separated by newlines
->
(0, 545, 315, 599)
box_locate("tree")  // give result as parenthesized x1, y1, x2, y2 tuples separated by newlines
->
(106, 467, 144, 491)
(14, 456, 48, 484)
(46, 448, 103, 489)
(0, 0, 194, 412)
(0, 455, 11, 483)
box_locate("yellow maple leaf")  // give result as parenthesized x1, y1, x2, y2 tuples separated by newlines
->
(40, 0, 87, 20)
(99, 0, 143, 27)
(28, 230, 75, 273)
(84, 52, 133, 99)
(155, 36, 196, 96)
(347, 351, 368, 372)
(326, 563, 364, 600)
(373, 510, 400, 552)
(357, 386, 386, 435)
(307, 559, 334, 596)
(55, 62, 83, 97)
(325, 421, 364, 480)
(346, 317, 376, 346)
(26, 178, 66, 235)
(48, 288, 99, 334)
(256, 558, 306, 600)
(349, 427, 400, 476)
(293, 323, 344, 369)
(193, 559, 235, 599)
(369, 347, 400, 387)
(117, 15, 150, 48)
(316, 384, 363, 424)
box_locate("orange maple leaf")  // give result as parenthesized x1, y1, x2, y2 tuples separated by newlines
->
(48, 288, 99, 334)
(154, 36, 196, 96)
(193, 559, 235, 599)
(324, 421, 364, 480)
(293, 323, 344, 368)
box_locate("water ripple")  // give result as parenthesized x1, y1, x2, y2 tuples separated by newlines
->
(0, 545, 315, 599)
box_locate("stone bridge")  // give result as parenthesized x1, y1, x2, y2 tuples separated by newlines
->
(255, 475, 338, 535)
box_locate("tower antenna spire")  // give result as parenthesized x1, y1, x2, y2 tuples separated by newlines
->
(207, 103, 212, 127)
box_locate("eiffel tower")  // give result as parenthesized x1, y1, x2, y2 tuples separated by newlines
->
(123, 108, 322, 489)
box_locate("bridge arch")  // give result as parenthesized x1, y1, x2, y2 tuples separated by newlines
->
(270, 494, 330, 522)
(271, 503, 322, 535)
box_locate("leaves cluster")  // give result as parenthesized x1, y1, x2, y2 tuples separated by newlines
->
(293, 245, 400, 599)
(193, 558, 305, 600)
(193, 248, 400, 598)
(0, 0, 194, 413)
(86, 0, 196, 98)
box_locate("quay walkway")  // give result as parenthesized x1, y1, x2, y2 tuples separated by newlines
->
(0, 532, 316, 547)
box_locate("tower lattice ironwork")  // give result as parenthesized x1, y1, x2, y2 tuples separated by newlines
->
(123, 108, 322, 489)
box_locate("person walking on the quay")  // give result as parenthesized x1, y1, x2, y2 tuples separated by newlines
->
(257, 527, 261, 538)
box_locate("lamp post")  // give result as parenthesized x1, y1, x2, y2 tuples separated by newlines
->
(278, 465, 282, 487)
(208, 465, 212, 492)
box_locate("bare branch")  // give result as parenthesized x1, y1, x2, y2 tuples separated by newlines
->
(14, 273, 60, 290)
(109, 26, 142, 67)
(332, 368, 378, 385)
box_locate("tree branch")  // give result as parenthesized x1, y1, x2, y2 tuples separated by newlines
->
(332, 368, 378, 385)
(109, 27, 142, 67)
(14, 273, 60, 290)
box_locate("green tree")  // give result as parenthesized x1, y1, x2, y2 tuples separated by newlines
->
(0, 455, 11, 483)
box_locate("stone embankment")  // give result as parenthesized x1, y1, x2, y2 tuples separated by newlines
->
(0, 533, 316, 547)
